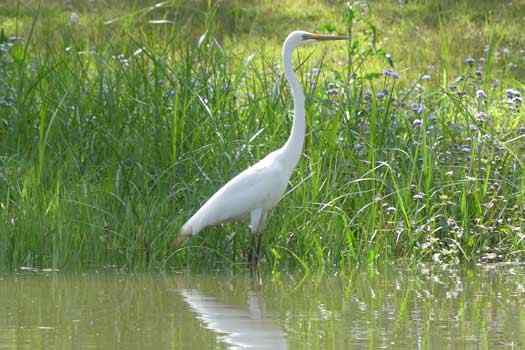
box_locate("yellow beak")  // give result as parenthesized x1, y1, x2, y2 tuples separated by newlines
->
(303, 33, 351, 41)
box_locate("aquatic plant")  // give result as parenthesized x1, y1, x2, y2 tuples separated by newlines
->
(0, 1, 523, 271)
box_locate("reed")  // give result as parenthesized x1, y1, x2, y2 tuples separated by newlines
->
(0, 0, 523, 271)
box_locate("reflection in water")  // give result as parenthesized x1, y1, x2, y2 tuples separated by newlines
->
(0, 264, 524, 349)
(180, 289, 287, 349)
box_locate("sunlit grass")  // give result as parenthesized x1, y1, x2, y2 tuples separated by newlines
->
(0, 0, 523, 271)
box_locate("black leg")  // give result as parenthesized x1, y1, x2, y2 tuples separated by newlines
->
(248, 232, 263, 273)
(255, 232, 263, 267)
(248, 233, 257, 271)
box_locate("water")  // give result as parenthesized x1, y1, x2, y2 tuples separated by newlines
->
(1, 264, 524, 349)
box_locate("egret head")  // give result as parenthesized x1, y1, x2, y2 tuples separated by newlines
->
(285, 30, 350, 47)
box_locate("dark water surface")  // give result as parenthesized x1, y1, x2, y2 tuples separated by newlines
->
(1, 264, 524, 349)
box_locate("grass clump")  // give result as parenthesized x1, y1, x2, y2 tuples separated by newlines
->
(0, 1, 523, 271)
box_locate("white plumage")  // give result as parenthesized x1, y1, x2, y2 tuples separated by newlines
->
(180, 150, 290, 236)
(175, 31, 349, 261)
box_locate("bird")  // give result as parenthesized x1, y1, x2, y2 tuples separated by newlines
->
(180, 288, 287, 349)
(174, 31, 350, 267)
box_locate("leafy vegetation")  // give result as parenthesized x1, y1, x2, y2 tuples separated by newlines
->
(0, 0, 523, 271)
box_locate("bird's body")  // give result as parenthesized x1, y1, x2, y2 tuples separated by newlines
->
(180, 149, 291, 236)
(175, 31, 349, 265)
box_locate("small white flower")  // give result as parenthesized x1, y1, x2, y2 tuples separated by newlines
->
(70, 12, 80, 25)
(386, 206, 397, 214)
(413, 192, 424, 200)
(464, 57, 475, 66)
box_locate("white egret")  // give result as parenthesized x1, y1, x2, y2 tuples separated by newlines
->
(180, 289, 287, 349)
(174, 31, 349, 266)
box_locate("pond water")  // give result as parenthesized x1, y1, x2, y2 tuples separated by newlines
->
(1, 264, 524, 349)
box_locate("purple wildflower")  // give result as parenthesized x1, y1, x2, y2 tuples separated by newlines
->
(413, 119, 423, 128)
(475, 68, 483, 78)
(377, 89, 388, 99)
(506, 89, 522, 109)
(476, 89, 487, 100)
(506, 88, 521, 99)
(384, 69, 400, 79)
(411, 103, 424, 115)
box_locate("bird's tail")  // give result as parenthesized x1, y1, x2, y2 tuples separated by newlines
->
(171, 221, 193, 249)
(171, 225, 191, 249)
(179, 222, 193, 237)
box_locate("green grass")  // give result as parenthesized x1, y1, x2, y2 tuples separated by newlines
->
(0, 0, 524, 271)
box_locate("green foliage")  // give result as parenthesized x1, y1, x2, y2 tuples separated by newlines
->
(0, 0, 523, 271)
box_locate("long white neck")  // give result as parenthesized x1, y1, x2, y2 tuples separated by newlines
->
(281, 39, 306, 173)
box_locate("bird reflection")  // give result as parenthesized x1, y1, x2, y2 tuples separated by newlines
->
(180, 289, 287, 350)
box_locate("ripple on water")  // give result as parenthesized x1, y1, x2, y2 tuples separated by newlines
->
(0, 264, 523, 349)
